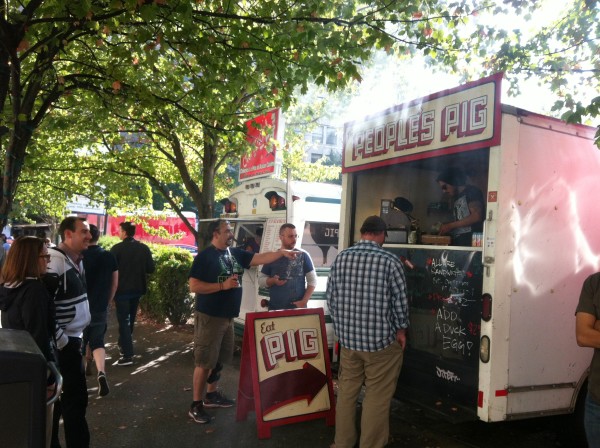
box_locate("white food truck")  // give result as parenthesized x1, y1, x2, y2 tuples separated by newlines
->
(219, 177, 341, 348)
(339, 73, 599, 430)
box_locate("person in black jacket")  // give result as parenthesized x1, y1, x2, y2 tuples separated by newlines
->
(110, 222, 155, 366)
(0, 236, 54, 360)
(0, 236, 56, 446)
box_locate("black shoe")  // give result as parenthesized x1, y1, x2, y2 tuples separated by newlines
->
(117, 357, 133, 366)
(204, 390, 235, 408)
(189, 402, 211, 424)
(97, 372, 110, 397)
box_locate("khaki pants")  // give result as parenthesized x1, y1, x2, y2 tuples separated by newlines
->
(334, 342, 404, 448)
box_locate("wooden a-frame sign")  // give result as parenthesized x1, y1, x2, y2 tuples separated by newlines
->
(236, 308, 335, 439)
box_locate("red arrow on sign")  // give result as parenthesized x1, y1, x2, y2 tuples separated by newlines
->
(259, 362, 328, 415)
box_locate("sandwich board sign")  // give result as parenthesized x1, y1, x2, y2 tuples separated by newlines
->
(236, 308, 335, 439)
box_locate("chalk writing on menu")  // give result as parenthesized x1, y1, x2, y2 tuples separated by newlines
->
(391, 248, 483, 363)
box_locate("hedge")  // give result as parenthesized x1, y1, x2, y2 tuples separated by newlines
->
(99, 236, 195, 325)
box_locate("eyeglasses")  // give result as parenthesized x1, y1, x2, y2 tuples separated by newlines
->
(39, 254, 51, 261)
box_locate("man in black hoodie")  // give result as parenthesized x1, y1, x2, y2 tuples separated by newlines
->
(110, 222, 155, 366)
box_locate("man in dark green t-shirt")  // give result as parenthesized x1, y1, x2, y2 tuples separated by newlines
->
(187, 219, 297, 424)
(576, 273, 600, 447)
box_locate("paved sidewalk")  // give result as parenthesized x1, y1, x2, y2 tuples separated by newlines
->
(74, 312, 336, 448)
(55, 311, 565, 448)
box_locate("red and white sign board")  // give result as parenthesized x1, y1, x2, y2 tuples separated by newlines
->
(239, 108, 282, 181)
(236, 308, 335, 439)
(342, 72, 503, 172)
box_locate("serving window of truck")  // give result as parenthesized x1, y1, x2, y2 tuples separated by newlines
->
(342, 74, 501, 418)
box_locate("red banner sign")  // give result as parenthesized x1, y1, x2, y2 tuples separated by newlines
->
(239, 109, 281, 181)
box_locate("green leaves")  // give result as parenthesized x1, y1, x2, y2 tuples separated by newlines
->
(446, 0, 598, 132)
(6, 0, 596, 230)
(559, 96, 600, 145)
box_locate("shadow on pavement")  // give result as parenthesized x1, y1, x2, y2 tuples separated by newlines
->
(56, 311, 568, 448)
(74, 312, 335, 448)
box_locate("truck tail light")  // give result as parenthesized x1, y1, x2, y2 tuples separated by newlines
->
(265, 191, 286, 210)
(219, 199, 237, 214)
(480, 335, 490, 363)
(481, 293, 492, 322)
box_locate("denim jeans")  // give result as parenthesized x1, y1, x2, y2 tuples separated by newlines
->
(585, 392, 600, 448)
(115, 294, 142, 358)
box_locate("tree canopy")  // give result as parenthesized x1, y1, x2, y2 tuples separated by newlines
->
(1, 0, 597, 236)
(432, 0, 599, 138)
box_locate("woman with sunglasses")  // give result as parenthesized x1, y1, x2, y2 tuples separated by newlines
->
(0, 236, 55, 369)
(0, 236, 56, 446)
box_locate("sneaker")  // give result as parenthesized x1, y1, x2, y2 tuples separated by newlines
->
(97, 372, 110, 397)
(189, 403, 211, 424)
(204, 390, 235, 408)
(117, 357, 133, 366)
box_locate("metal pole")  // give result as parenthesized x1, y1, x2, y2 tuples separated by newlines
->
(286, 167, 292, 223)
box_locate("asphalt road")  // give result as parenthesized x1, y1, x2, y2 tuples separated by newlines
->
(57, 312, 582, 448)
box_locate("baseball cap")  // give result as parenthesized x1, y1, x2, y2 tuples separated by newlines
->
(360, 215, 387, 235)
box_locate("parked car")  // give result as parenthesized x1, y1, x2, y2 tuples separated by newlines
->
(165, 244, 197, 257)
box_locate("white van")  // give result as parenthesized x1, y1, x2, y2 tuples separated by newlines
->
(219, 177, 341, 348)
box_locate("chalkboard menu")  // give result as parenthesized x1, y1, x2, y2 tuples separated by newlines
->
(387, 247, 483, 408)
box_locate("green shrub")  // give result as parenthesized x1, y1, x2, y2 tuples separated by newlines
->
(98, 236, 195, 325)
(143, 244, 194, 325)
(98, 235, 120, 250)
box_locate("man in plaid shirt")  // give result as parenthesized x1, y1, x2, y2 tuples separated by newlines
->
(326, 215, 409, 448)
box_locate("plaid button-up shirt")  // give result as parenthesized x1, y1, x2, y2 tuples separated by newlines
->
(326, 240, 409, 352)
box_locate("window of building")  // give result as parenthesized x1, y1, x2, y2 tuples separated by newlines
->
(311, 126, 324, 144)
(325, 128, 338, 146)
(311, 153, 323, 163)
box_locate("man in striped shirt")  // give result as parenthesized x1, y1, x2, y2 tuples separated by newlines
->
(45, 216, 92, 448)
(326, 215, 409, 448)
